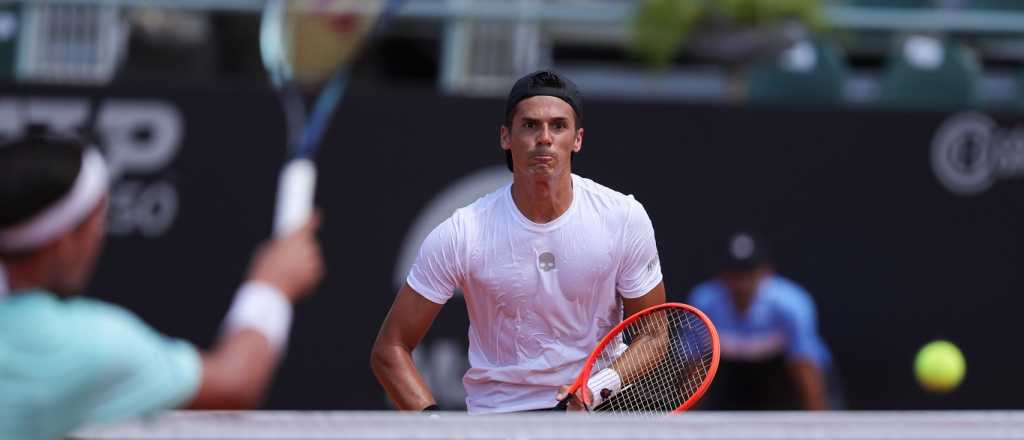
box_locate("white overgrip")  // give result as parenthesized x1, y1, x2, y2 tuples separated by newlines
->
(273, 158, 316, 236)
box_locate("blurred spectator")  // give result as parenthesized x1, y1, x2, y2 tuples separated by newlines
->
(688, 231, 841, 410)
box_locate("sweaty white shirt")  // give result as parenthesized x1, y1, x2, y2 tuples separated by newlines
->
(407, 174, 663, 413)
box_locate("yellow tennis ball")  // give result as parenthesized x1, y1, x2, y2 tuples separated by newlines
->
(914, 340, 965, 393)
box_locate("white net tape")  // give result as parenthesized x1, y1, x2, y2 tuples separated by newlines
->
(71, 411, 1024, 440)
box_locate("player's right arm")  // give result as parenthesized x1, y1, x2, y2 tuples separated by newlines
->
(58, 215, 322, 427)
(370, 283, 443, 410)
(371, 215, 463, 411)
(187, 214, 323, 409)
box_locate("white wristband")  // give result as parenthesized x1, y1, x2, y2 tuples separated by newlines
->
(587, 368, 622, 408)
(223, 281, 293, 352)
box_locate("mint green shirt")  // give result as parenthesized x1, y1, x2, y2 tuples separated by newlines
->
(0, 291, 202, 440)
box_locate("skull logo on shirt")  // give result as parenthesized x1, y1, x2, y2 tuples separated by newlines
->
(538, 252, 556, 272)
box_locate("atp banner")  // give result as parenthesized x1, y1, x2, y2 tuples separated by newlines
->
(1, 82, 1021, 410)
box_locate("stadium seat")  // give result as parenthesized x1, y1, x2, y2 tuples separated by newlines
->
(879, 36, 980, 109)
(746, 39, 848, 105)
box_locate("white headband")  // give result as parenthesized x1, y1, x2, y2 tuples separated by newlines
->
(0, 149, 110, 253)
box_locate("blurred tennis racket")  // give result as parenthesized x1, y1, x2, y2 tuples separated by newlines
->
(557, 303, 720, 414)
(261, 0, 402, 235)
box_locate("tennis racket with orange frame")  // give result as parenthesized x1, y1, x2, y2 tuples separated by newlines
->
(556, 302, 720, 413)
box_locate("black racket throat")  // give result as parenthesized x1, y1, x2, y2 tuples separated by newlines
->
(554, 396, 570, 411)
(554, 391, 609, 412)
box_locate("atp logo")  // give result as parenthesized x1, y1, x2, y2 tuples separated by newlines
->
(0, 97, 183, 237)
(931, 112, 1024, 196)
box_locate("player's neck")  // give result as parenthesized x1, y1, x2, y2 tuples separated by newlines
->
(0, 256, 53, 294)
(511, 172, 574, 223)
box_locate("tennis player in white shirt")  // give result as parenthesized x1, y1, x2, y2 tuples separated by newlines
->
(372, 70, 666, 413)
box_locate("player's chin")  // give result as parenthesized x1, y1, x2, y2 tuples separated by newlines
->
(526, 162, 559, 176)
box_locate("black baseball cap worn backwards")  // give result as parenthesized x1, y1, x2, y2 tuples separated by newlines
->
(504, 70, 583, 127)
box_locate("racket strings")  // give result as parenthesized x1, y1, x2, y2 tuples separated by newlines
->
(261, 0, 400, 159)
(590, 308, 714, 414)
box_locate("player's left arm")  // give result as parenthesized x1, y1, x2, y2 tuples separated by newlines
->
(616, 198, 664, 311)
(622, 282, 666, 319)
(610, 282, 667, 379)
(557, 282, 666, 409)
(560, 199, 667, 408)
(611, 198, 668, 385)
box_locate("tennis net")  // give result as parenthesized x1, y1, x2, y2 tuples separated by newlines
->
(70, 410, 1024, 439)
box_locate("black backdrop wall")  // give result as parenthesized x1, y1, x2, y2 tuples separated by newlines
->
(2, 82, 1021, 410)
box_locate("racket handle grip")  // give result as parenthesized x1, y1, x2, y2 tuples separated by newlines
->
(273, 158, 317, 236)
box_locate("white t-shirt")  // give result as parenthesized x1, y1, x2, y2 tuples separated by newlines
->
(407, 174, 663, 413)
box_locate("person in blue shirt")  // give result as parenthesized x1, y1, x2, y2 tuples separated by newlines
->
(0, 134, 324, 440)
(688, 231, 836, 410)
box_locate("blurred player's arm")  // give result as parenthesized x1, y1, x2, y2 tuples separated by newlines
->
(371, 283, 443, 411)
(788, 359, 827, 410)
(186, 215, 324, 409)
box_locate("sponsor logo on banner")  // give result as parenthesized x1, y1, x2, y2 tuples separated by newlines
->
(932, 112, 1024, 195)
(0, 97, 183, 236)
